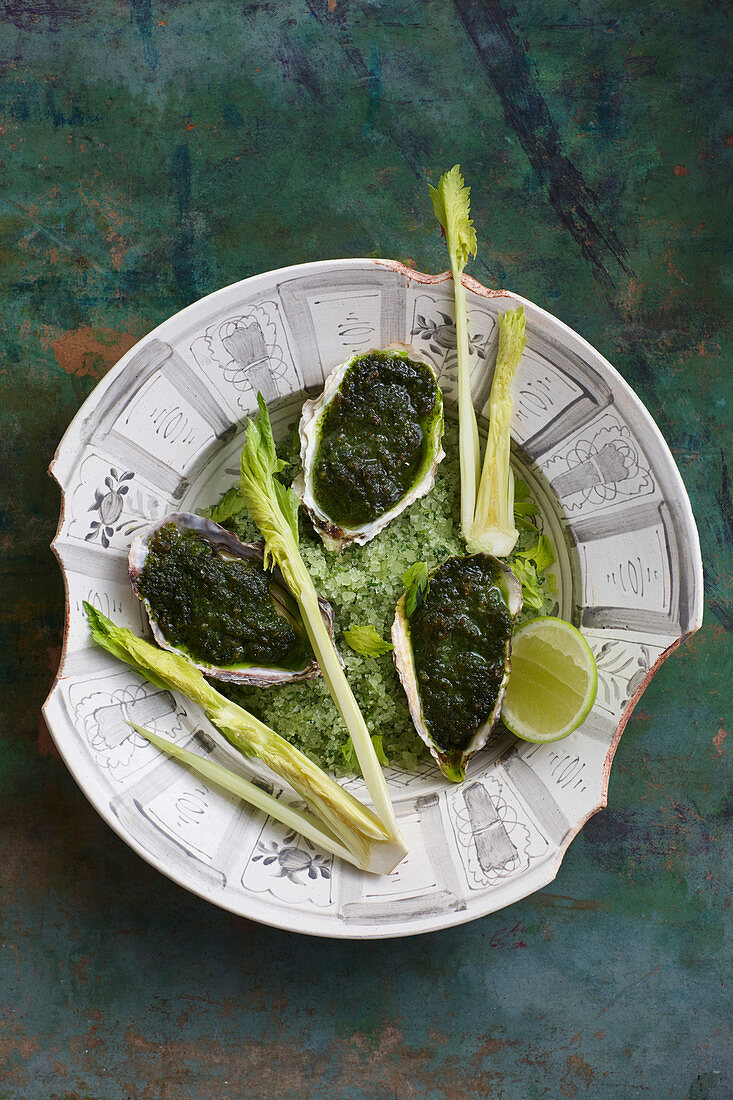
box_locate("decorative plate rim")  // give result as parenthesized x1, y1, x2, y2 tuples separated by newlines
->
(43, 258, 704, 938)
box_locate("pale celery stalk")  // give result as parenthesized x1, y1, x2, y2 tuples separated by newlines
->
(467, 307, 526, 556)
(429, 164, 479, 541)
(85, 602, 403, 873)
(129, 723, 359, 868)
(238, 396, 402, 842)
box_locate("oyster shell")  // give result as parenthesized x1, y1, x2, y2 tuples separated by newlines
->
(295, 344, 444, 551)
(392, 554, 523, 782)
(129, 513, 335, 686)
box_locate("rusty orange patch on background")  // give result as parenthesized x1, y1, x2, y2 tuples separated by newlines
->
(566, 1052, 596, 1089)
(45, 325, 140, 379)
(712, 725, 727, 756)
(617, 275, 644, 319)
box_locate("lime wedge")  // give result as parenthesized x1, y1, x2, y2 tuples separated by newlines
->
(501, 617, 597, 743)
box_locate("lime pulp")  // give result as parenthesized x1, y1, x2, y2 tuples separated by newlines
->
(501, 616, 598, 743)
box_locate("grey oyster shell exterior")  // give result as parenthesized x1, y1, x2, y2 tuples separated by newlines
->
(391, 555, 523, 781)
(128, 512, 335, 686)
(294, 343, 445, 552)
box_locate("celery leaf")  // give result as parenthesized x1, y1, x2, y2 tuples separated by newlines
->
(509, 559, 545, 611)
(517, 533, 556, 573)
(199, 486, 246, 524)
(428, 164, 477, 275)
(403, 561, 430, 616)
(343, 624, 394, 657)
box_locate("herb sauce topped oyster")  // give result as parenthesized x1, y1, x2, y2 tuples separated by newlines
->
(129, 513, 335, 686)
(295, 345, 444, 551)
(392, 554, 523, 782)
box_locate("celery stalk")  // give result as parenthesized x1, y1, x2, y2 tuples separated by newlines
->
(238, 396, 403, 843)
(467, 307, 526, 556)
(429, 168, 528, 559)
(85, 603, 404, 873)
(429, 164, 479, 541)
(129, 723, 361, 866)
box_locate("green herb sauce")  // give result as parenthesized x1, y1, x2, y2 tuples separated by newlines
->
(408, 555, 513, 757)
(312, 350, 441, 528)
(138, 523, 312, 671)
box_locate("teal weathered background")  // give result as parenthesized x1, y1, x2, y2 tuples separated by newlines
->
(1, 2, 730, 1097)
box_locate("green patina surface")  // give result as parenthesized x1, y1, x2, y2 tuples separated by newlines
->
(0, 2, 730, 1098)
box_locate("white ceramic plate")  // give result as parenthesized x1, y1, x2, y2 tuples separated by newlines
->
(44, 259, 703, 938)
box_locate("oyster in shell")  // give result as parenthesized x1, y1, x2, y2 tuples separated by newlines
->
(129, 513, 335, 686)
(295, 345, 444, 551)
(392, 554, 523, 782)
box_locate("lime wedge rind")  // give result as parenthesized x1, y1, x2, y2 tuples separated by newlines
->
(501, 616, 598, 744)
